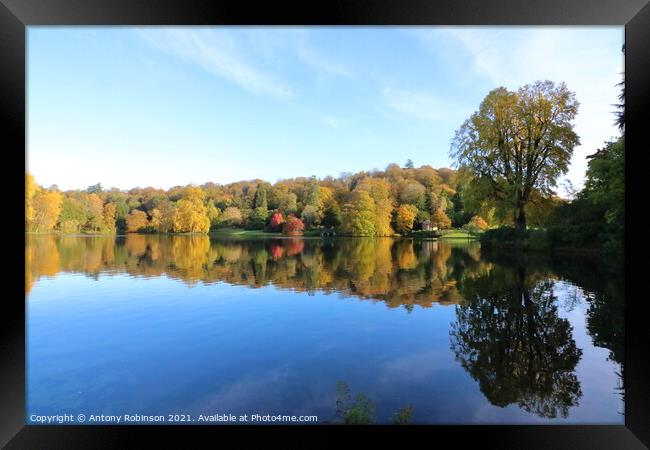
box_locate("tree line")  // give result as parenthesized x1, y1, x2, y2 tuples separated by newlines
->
(25, 159, 563, 237)
(25, 163, 472, 236)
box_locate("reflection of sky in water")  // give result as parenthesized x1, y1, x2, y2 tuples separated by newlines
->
(27, 272, 623, 424)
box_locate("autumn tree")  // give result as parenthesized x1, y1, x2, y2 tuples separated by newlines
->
(394, 204, 418, 235)
(103, 202, 117, 234)
(469, 215, 489, 230)
(157, 201, 176, 233)
(221, 206, 243, 227)
(59, 196, 86, 233)
(168, 186, 210, 233)
(283, 216, 305, 235)
(26, 173, 38, 227)
(126, 210, 148, 232)
(278, 191, 298, 216)
(356, 177, 394, 236)
(80, 193, 105, 232)
(451, 81, 579, 230)
(206, 201, 221, 229)
(270, 212, 285, 231)
(149, 208, 163, 230)
(30, 189, 63, 232)
(340, 190, 376, 236)
(302, 178, 324, 226)
(399, 180, 426, 210)
(431, 207, 452, 229)
(173, 200, 210, 233)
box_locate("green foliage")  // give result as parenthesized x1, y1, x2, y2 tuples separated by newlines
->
(335, 381, 414, 425)
(253, 183, 268, 209)
(59, 196, 87, 233)
(480, 226, 550, 251)
(340, 191, 376, 236)
(300, 204, 320, 228)
(321, 202, 342, 228)
(206, 201, 221, 230)
(248, 206, 269, 230)
(546, 137, 624, 254)
(451, 81, 580, 230)
(335, 382, 374, 425)
(86, 183, 102, 194)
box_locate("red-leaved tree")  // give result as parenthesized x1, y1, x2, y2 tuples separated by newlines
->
(270, 212, 285, 231)
(283, 216, 305, 235)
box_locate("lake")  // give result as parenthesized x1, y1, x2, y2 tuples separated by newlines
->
(25, 234, 624, 424)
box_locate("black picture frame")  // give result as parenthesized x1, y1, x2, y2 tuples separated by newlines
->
(2, 0, 648, 447)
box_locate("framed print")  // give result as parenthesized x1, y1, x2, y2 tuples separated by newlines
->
(2, 0, 649, 448)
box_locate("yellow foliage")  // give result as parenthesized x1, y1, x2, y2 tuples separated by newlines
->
(394, 204, 418, 235)
(431, 207, 452, 229)
(172, 198, 210, 233)
(25, 173, 39, 226)
(29, 189, 63, 232)
(126, 210, 148, 232)
(103, 203, 117, 233)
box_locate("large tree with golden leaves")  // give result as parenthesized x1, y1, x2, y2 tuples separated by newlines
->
(451, 81, 579, 230)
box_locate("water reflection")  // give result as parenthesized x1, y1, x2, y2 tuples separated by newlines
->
(26, 234, 490, 309)
(25, 234, 624, 420)
(450, 265, 582, 418)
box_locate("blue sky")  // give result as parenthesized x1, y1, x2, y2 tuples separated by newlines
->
(27, 27, 623, 195)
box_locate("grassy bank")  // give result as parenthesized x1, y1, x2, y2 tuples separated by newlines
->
(439, 229, 478, 240)
(210, 228, 283, 237)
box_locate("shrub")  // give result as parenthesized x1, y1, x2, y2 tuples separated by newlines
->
(283, 216, 305, 235)
(463, 215, 489, 235)
(480, 226, 550, 250)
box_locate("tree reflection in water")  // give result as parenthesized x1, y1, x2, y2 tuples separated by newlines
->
(25, 234, 489, 309)
(450, 264, 583, 418)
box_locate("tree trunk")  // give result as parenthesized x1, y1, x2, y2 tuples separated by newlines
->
(513, 199, 526, 231)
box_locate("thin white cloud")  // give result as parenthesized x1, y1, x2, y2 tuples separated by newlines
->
(137, 28, 293, 100)
(382, 87, 463, 122)
(295, 43, 353, 77)
(237, 28, 353, 78)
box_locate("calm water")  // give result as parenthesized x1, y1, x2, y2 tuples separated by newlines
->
(26, 234, 624, 424)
